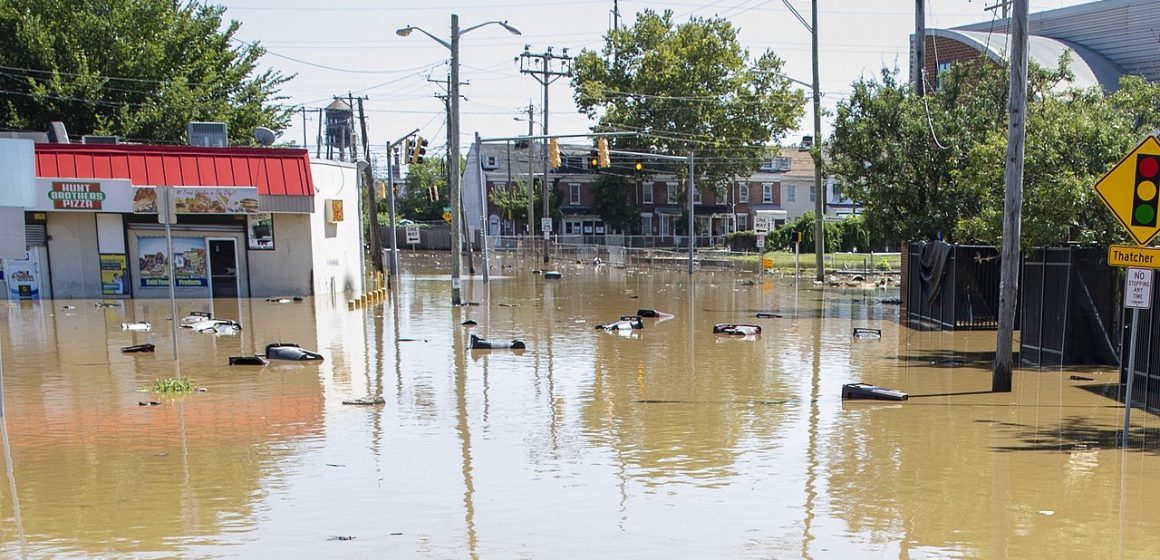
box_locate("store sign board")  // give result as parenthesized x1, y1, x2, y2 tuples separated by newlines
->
(133, 186, 260, 215)
(137, 236, 208, 288)
(34, 178, 134, 212)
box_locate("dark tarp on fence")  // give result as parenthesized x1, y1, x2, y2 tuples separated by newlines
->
(904, 242, 1003, 330)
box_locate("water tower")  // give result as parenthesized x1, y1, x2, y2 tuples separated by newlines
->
(325, 98, 354, 160)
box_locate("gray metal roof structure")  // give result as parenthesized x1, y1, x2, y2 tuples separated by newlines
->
(955, 0, 1160, 84)
(929, 28, 1124, 90)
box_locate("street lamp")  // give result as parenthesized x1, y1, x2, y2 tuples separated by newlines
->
(397, 15, 521, 306)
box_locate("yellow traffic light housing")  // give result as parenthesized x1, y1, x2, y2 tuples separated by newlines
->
(548, 138, 562, 169)
(596, 138, 611, 168)
(411, 136, 428, 164)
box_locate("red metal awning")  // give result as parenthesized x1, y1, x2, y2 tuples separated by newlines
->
(34, 144, 314, 197)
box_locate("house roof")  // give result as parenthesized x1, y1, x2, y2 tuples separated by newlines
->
(34, 143, 315, 196)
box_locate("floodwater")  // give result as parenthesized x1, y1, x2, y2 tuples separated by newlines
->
(0, 251, 1158, 558)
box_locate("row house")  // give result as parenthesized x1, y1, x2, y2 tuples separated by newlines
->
(464, 137, 858, 247)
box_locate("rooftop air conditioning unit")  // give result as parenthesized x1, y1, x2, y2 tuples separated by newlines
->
(187, 121, 228, 147)
(82, 135, 120, 145)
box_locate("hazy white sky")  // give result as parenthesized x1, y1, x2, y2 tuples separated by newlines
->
(217, 0, 1090, 161)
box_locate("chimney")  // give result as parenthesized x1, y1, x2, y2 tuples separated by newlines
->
(799, 135, 813, 151)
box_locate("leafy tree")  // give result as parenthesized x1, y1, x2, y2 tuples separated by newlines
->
(392, 158, 447, 222)
(830, 57, 1157, 248)
(488, 178, 563, 232)
(572, 9, 805, 196)
(0, 0, 291, 144)
(769, 211, 842, 253)
(591, 174, 639, 233)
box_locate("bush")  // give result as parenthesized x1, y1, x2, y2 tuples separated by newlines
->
(875, 258, 891, 271)
(725, 230, 758, 252)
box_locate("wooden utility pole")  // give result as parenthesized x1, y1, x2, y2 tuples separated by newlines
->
(811, 0, 825, 281)
(519, 46, 572, 263)
(914, 0, 925, 96)
(992, 0, 1029, 392)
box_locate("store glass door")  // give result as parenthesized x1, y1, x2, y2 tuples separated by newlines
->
(208, 239, 239, 298)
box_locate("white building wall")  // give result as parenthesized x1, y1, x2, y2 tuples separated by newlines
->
(779, 180, 818, 222)
(246, 213, 313, 298)
(308, 160, 363, 297)
(46, 212, 103, 298)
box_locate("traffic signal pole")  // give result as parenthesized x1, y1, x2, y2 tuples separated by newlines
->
(385, 129, 420, 280)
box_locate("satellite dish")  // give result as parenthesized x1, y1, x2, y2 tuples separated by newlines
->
(253, 127, 279, 146)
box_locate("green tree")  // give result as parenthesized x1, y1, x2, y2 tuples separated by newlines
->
(591, 174, 639, 233)
(572, 9, 805, 193)
(0, 0, 291, 144)
(393, 158, 446, 222)
(488, 178, 563, 233)
(830, 57, 1156, 248)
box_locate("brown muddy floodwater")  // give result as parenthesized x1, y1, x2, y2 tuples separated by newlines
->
(0, 250, 1158, 558)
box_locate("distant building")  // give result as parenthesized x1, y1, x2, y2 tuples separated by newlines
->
(912, 0, 1156, 93)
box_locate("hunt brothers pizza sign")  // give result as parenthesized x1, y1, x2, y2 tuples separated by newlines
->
(48, 181, 106, 209)
(33, 178, 134, 212)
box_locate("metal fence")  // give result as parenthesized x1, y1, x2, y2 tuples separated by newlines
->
(1122, 276, 1160, 413)
(904, 242, 1003, 330)
(1021, 247, 1120, 367)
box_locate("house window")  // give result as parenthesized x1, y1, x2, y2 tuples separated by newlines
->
(667, 184, 678, 204)
(641, 213, 653, 234)
(693, 188, 702, 204)
(738, 182, 749, 204)
(483, 155, 499, 169)
(762, 183, 773, 203)
(809, 186, 816, 202)
(936, 61, 952, 89)
(737, 213, 748, 230)
(642, 182, 654, 204)
(775, 156, 791, 171)
(569, 183, 581, 205)
(786, 185, 795, 202)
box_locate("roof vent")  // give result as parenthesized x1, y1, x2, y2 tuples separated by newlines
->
(187, 122, 228, 147)
(799, 135, 813, 151)
(82, 135, 120, 145)
(48, 121, 70, 144)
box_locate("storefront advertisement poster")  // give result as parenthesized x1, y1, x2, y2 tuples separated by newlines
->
(137, 237, 208, 288)
(100, 254, 129, 295)
(4, 251, 40, 299)
(133, 186, 260, 215)
(247, 213, 275, 250)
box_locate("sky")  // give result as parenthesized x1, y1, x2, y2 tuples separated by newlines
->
(217, 0, 1092, 165)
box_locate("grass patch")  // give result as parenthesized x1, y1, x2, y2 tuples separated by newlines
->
(150, 377, 197, 394)
(721, 252, 901, 272)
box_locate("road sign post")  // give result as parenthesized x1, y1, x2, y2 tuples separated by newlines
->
(405, 225, 420, 246)
(1122, 267, 1152, 446)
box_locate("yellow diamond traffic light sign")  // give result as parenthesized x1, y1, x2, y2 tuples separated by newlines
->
(1093, 135, 1160, 246)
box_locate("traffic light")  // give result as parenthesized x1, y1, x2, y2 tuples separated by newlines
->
(410, 136, 428, 164)
(589, 150, 599, 168)
(596, 138, 610, 168)
(1133, 153, 1160, 227)
(548, 138, 561, 169)
(634, 159, 644, 172)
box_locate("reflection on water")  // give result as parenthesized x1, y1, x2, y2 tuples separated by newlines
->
(0, 251, 1157, 557)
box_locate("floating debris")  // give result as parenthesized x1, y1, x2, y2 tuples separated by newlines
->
(498, 302, 519, 307)
(138, 401, 161, 407)
(229, 356, 268, 366)
(327, 535, 357, 541)
(1069, 375, 1095, 381)
(62, 305, 76, 310)
(543, 271, 562, 279)
(755, 312, 782, 319)
(469, 334, 526, 350)
(597, 315, 644, 331)
(853, 327, 882, 340)
(878, 296, 902, 305)
(121, 321, 152, 331)
(341, 396, 385, 406)
(713, 324, 761, 336)
(180, 311, 213, 325)
(265, 342, 324, 361)
(94, 302, 120, 309)
(461, 319, 478, 326)
(121, 343, 156, 353)
(842, 383, 908, 401)
(929, 358, 964, 367)
(265, 296, 304, 303)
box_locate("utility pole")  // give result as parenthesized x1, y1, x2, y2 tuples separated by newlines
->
(347, 93, 359, 162)
(301, 107, 308, 150)
(432, 74, 474, 274)
(915, 0, 925, 96)
(984, 0, 1013, 20)
(523, 103, 536, 253)
(355, 97, 382, 279)
(992, 0, 1028, 392)
(519, 46, 573, 264)
(811, 0, 825, 281)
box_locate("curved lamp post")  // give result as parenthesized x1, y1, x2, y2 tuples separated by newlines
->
(397, 16, 521, 305)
